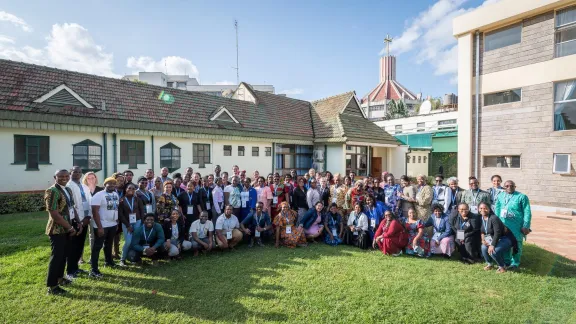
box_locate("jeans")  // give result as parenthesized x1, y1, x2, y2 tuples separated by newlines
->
(121, 220, 141, 261)
(481, 236, 512, 268)
(67, 224, 88, 275)
(127, 245, 165, 262)
(47, 234, 69, 287)
(91, 225, 117, 271)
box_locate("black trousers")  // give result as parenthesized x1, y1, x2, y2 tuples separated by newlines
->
(47, 234, 69, 287)
(91, 226, 116, 271)
(67, 224, 88, 275)
(456, 237, 481, 260)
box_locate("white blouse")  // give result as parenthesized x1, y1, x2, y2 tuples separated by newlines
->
(347, 212, 369, 231)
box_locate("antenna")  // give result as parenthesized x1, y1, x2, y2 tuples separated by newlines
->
(164, 59, 167, 74)
(233, 19, 239, 84)
(384, 34, 393, 57)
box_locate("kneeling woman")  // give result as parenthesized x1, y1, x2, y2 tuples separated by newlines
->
(274, 202, 307, 248)
(163, 210, 192, 259)
(127, 214, 165, 264)
(373, 210, 408, 256)
(299, 201, 325, 242)
(479, 202, 513, 273)
(424, 204, 455, 257)
(324, 203, 344, 246)
(450, 203, 481, 264)
(404, 208, 430, 257)
(345, 202, 370, 249)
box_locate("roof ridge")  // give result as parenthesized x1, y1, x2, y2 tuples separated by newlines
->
(251, 88, 312, 105)
(310, 91, 355, 104)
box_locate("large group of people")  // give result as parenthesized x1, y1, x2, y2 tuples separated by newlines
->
(44, 165, 532, 295)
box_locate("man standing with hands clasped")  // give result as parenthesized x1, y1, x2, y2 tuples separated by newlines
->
(45, 169, 80, 295)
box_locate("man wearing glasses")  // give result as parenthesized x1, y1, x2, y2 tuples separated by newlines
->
(432, 175, 448, 214)
(494, 180, 532, 271)
(462, 176, 490, 216)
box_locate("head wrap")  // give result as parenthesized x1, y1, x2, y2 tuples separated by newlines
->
(103, 177, 117, 185)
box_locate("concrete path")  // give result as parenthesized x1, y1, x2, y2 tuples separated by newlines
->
(527, 211, 576, 261)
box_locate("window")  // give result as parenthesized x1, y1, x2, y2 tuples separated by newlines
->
(275, 144, 313, 175)
(395, 125, 402, 134)
(407, 155, 410, 163)
(120, 140, 145, 169)
(238, 146, 245, 156)
(252, 146, 259, 157)
(556, 6, 576, 57)
(223, 145, 232, 156)
(73, 140, 102, 172)
(438, 119, 456, 125)
(265, 147, 272, 156)
(483, 155, 521, 168)
(193, 144, 210, 168)
(418, 156, 422, 163)
(160, 143, 181, 172)
(176, 82, 187, 88)
(484, 89, 521, 106)
(346, 145, 368, 176)
(417, 122, 425, 132)
(13, 135, 50, 170)
(423, 156, 427, 163)
(485, 24, 522, 51)
(369, 105, 386, 111)
(167, 82, 174, 88)
(412, 156, 416, 163)
(554, 79, 576, 130)
(553, 153, 571, 174)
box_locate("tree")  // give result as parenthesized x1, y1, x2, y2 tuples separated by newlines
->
(431, 97, 442, 110)
(385, 100, 410, 120)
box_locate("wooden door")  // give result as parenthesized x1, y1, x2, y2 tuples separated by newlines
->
(371, 157, 382, 178)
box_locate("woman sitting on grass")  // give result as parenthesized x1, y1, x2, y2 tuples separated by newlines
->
(299, 201, 325, 243)
(424, 204, 454, 258)
(127, 214, 165, 264)
(274, 201, 307, 248)
(163, 210, 192, 259)
(373, 210, 408, 256)
(324, 203, 344, 246)
(345, 202, 370, 249)
(404, 207, 430, 257)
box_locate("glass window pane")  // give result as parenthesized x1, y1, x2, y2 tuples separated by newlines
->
(160, 148, 171, 157)
(484, 89, 522, 106)
(38, 137, 49, 162)
(27, 153, 38, 169)
(14, 136, 26, 163)
(89, 156, 101, 170)
(557, 26, 576, 43)
(74, 157, 88, 169)
(554, 101, 576, 130)
(510, 156, 521, 168)
(89, 145, 101, 156)
(359, 146, 367, 154)
(556, 39, 576, 57)
(74, 145, 87, 155)
(557, 6, 576, 27)
(173, 148, 180, 156)
(485, 24, 522, 51)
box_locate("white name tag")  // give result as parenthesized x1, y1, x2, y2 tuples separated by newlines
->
(331, 228, 338, 237)
(273, 197, 278, 205)
(143, 244, 150, 250)
(242, 200, 246, 208)
(226, 231, 232, 240)
(206, 202, 211, 210)
(69, 208, 75, 219)
(129, 213, 137, 223)
(187, 205, 193, 215)
(500, 209, 508, 219)
(485, 235, 493, 245)
(145, 204, 153, 214)
(432, 232, 441, 241)
(241, 192, 248, 202)
(82, 201, 90, 213)
(456, 230, 465, 240)
(255, 230, 261, 238)
(332, 197, 337, 203)
(371, 219, 376, 228)
(385, 197, 389, 204)
(285, 225, 292, 234)
(470, 206, 478, 214)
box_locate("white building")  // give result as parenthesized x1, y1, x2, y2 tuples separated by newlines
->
(122, 72, 275, 96)
(0, 59, 406, 192)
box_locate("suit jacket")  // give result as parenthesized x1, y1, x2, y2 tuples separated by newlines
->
(423, 215, 452, 241)
(163, 221, 186, 244)
(480, 214, 505, 246)
(199, 186, 214, 212)
(446, 187, 464, 217)
(318, 186, 330, 208)
(178, 191, 200, 218)
(450, 213, 481, 241)
(118, 195, 146, 227)
(131, 223, 165, 251)
(299, 208, 324, 229)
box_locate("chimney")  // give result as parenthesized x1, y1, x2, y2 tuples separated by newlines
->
(379, 56, 396, 82)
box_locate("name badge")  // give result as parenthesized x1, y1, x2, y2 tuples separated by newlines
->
(470, 206, 478, 214)
(485, 235, 493, 245)
(432, 232, 441, 241)
(331, 228, 338, 237)
(206, 202, 211, 210)
(226, 231, 232, 240)
(143, 244, 150, 250)
(353, 230, 359, 236)
(332, 197, 337, 204)
(370, 219, 376, 228)
(187, 205, 194, 215)
(456, 230, 465, 240)
(285, 225, 292, 234)
(82, 201, 90, 214)
(385, 197, 389, 204)
(500, 209, 508, 219)
(273, 197, 278, 205)
(241, 192, 249, 202)
(69, 208, 75, 219)
(145, 204, 153, 214)
(242, 200, 246, 208)
(129, 213, 137, 223)
(255, 230, 261, 238)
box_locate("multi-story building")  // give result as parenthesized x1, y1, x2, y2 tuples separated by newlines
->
(454, 0, 576, 213)
(122, 72, 275, 96)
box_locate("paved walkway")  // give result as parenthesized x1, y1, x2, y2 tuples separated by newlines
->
(527, 211, 576, 261)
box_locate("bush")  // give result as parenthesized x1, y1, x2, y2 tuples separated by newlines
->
(0, 193, 45, 215)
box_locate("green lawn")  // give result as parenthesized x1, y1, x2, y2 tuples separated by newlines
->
(1, 212, 575, 323)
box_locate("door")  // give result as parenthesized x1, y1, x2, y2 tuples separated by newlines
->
(371, 157, 382, 178)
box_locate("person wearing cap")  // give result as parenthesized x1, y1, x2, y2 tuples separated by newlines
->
(240, 201, 273, 247)
(45, 169, 79, 295)
(118, 183, 145, 266)
(89, 176, 120, 278)
(65, 166, 92, 279)
(127, 214, 166, 264)
(189, 211, 215, 255)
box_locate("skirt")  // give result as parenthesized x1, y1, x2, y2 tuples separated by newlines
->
(430, 235, 455, 256)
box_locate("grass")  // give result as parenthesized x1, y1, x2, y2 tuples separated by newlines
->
(1, 212, 575, 323)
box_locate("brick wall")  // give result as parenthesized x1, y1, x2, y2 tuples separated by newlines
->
(478, 82, 576, 209)
(482, 11, 555, 75)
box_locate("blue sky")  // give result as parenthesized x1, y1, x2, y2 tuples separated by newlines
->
(0, 0, 496, 100)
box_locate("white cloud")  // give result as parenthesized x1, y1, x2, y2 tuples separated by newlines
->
(0, 11, 32, 32)
(0, 35, 15, 44)
(126, 56, 199, 78)
(381, 0, 502, 78)
(280, 88, 304, 95)
(213, 80, 236, 85)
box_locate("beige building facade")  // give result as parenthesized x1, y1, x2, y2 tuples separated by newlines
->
(454, 0, 576, 212)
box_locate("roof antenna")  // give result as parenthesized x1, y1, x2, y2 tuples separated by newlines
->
(164, 59, 167, 74)
(233, 19, 239, 85)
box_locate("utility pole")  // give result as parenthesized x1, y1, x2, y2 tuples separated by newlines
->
(234, 20, 240, 84)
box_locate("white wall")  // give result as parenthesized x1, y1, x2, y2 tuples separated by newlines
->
(212, 140, 273, 177)
(326, 144, 345, 175)
(375, 111, 458, 135)
(406, 151, 430, 177)
(387, 146, 408, 177)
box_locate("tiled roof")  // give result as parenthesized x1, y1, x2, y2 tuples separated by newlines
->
(0, 59, 314, 140)
(362, 79, 417, 103)
(311, 91, 400, 145)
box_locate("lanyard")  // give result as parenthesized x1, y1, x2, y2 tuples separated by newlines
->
(367, 206, 376, 221)
(471, 189, 480, 205)
(116, 190, 123, 199)
(203, 187, 210, 199)
(59, 185, 72, 208)
(77, 182, 86, 199)
(170, 195, 177, 206)
(434, 217, 442, 232)
(172, 224, 178, 238)
(283, 212, 290, 225)
(106, 193, 118, 209)
(273, 184, 279, 197)
(198, 223, 206, 235)
(187, 192, 194, 205)
(458, 216, 467, 230)
(138, 189, 151, 202)
(503, 193, 513, 207)
(451, 189, 458, 205)
(482, 217, 489, 234)
(175, 188, 181, 196)
(224, 217, 233, 230)
(255, 213, 262, 227)
(329, 214, 338, 227)
(143, 228, 153, 243)
(126, 196, 134, 212)
(491, 188, 499, 201)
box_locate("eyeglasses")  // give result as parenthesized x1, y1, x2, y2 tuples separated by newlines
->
(504, 185, 515, 188)
(435, 179, 442, 182)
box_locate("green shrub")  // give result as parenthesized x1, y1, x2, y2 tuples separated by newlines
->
(0, 193, 45, 215)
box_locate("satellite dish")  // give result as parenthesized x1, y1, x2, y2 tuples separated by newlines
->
(419, 100, 432, 115)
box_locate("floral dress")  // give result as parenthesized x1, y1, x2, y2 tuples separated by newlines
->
(156, 193, 179, 222)
(404, 219, 430, 257)
(273, 210, 306, 248)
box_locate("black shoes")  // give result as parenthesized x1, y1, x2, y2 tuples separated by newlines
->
(47, 286, 67, 296)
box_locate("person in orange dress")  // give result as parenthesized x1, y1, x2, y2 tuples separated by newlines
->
(274, 202, 307, 248)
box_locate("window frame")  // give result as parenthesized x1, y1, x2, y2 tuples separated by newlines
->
(484, 23, 522, 52)
(13, 135, 50, 171)
(482, 155, 521, 169)
(223, 145, 232, 156)
(238, 146, 245, 157)
(252, 146, 259, 157)
(159, 142, 181, 173)
(555, 5, 576, 58)
(553, 153, 571, 174)
(553, 79, 576, 131)
(72, 139, 102, 172)
(483, 88, 522, 106)
(265, 147, 272, 156)
(193, 143, 211, 168)
(345, 145, 368, 177)
(119, 140, 145, 169)
(438, 119, 457, 125)
(275, 144, 313, 175)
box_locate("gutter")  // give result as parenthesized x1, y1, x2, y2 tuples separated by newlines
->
(151, 135, 155, 171)
(112, 133, 117, 173)
(474, 30, 480, 178)
(103, 133, 108, 177)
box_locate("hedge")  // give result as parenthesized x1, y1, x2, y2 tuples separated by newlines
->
(0, 193, 45, 215)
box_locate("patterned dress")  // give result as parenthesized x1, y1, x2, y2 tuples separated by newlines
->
(404, 219, 430, 257)
(156, 193, 179, 222)
(273, 210, 306, 248)
(44, 185, 73, 235)
(270, 184, 290, 217)
(324, 212, 343, 246)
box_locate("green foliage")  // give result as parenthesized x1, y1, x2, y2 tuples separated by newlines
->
(431, 97, 442, 110)
(385, 99, 410, 120)
(0, 193, 44, 215)
(430, 152, 458, 178)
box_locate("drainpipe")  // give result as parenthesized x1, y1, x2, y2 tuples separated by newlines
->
(151, 135, 155, 171)
(405, 148, 411, 176)
(324, 145, 327, 173)
(474, 30, 480, 179)
(102, 133, 108, 177)
(271, 143, 275, 174)
(112, 133, 117, 173)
